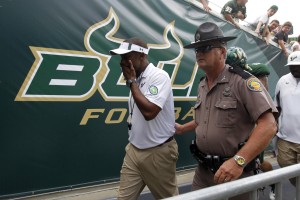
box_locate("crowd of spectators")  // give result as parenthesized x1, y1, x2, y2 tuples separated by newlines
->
(198, 0, 298, 56)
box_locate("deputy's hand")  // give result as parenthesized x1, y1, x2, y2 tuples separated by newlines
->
(214, 158, 243, 184)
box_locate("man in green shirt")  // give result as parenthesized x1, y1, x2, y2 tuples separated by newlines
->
(221, 0, 248, 29)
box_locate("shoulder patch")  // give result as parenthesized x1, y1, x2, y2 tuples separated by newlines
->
(228, 66, 252, 79)
(247, 78, 263, 92)
(149, 85, 158, 95)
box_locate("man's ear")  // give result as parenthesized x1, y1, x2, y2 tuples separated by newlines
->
(221, 48, 227, 59)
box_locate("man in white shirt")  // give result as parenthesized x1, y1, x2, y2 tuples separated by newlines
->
(109, 37, 178, 199)
(247, 5, 278, 38)
(274, 51, 300, 186)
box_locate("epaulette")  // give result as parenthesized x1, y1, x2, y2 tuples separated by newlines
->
(228, 65, 252, 79)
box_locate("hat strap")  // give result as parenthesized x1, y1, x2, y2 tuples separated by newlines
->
(119, 42, 149, 54)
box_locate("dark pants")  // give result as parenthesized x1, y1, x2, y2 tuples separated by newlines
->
(192, 164, 254, 200)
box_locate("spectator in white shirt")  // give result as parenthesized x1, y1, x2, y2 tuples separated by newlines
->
(247, 5, 278, 37)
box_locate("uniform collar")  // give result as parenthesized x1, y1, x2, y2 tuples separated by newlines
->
(199, 65, 230, 87)
(217, 65, 230, 83)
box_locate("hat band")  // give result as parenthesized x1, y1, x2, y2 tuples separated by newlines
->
(119, 42, 149, 54)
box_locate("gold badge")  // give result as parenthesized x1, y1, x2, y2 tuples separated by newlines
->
(247, 78, 262, 92)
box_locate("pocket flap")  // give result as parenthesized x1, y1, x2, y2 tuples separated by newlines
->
(215, 100, 237, 110)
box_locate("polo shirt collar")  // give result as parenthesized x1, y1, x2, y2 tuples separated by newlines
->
(139, 63, 154, 79)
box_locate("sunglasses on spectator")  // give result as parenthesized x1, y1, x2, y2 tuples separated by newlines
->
(195, 45, 223, 53)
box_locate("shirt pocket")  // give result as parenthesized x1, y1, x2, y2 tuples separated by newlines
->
(215, 99, 237, 127)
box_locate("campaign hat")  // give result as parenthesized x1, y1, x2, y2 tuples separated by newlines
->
(184, 22, 236, 49)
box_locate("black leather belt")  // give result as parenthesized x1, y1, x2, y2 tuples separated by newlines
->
(190, 140, 230, 173)
(158, 136, 174, 146)
(190, 140, 257, 173)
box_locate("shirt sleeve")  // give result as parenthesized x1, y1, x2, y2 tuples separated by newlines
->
(144, 72, 172, 109)
(276, 31, 284, 41)
(237, 77, 277, 122)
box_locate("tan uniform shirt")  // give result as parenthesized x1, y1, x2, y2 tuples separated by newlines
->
(194, 65, 277, 157)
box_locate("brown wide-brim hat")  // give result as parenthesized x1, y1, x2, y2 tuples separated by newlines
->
(184, 22, 237, 49)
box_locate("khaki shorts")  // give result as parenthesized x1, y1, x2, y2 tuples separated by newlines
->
(118, 139, 179, 200)
(277, 138, 300, 186)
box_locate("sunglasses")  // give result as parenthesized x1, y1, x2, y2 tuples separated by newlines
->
(195, 45, 223, 53)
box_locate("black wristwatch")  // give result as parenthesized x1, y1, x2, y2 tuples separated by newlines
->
(126, 79, 136, 88)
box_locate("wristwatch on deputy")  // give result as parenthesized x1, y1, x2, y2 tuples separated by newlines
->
(126, 79, 136, 88)
(233, 155, 246, 167)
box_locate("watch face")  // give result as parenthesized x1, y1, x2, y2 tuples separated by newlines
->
(126, 80, 132, 87)
(237, 158, 245, 165)
(126, 79, 136, 87)
(234, 155, 246, 167)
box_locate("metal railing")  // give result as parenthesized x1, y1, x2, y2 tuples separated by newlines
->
(164, 163, 300, 200)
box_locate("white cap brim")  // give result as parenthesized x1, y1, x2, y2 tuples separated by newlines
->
(285, 62, 300, 66)
(109, 42, 149, 55)
(109, 49, 132, 55)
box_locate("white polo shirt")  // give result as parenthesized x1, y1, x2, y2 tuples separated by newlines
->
(128, 63, 175, 149)
(274, 73, 300, 143)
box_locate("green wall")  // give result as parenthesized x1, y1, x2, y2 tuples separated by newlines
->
(0, 0, 288, 198)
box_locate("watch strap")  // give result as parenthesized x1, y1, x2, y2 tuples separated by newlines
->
(126, 79, 136, 87)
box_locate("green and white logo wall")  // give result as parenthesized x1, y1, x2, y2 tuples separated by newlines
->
(0, 0, 288, 197)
